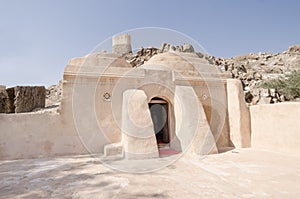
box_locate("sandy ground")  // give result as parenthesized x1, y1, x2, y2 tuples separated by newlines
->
(0, 149, 300, 199)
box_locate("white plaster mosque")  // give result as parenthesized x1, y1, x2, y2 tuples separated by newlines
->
(0, 34, 299, 164)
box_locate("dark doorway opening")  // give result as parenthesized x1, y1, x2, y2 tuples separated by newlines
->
(148, 97, 169, 145)
(149, 97, 181, 157)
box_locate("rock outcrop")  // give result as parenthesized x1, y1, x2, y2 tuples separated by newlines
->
(288, 45, 300, 53)
(210, 45, 300, 104)
(123, 43, 196, 67)
(46, 80, 63, 107)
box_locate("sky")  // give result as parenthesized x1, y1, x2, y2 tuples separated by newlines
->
(0, 0, 300, 87)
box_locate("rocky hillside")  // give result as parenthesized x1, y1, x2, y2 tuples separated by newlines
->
(46, 44, 300, 107)
(45, 80, 62, 108)
(123, 43, 196, 67)
(211, 45, 300, 104)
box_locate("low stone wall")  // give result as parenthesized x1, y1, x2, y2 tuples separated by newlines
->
(250, 102, 300, 156)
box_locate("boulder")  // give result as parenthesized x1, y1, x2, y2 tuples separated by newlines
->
(182, 43, 194, 53)
(258, 96, 271, 104)
(288, 45, 300, 53)
(158, 43, 194, 53)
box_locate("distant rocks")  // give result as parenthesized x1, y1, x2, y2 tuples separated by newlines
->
(123, 47, 159, 67)
(211, 45, 300, 105)
(182, 43, 195, 53)
(45, 80, 63, 107)
(158, 43, 194, 53)
(123, 43, 195, 67)
(288, 45, 300, 53)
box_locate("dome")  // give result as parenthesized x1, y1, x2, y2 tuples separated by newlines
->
(143, 52, 196, 71)
(68, 52, 131, 68)
(64, 52, 132, 76)
(143, 52, 220, 76)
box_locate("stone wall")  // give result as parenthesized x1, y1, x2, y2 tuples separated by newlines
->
(250, 102, 300, 156)
(1, 86, 45, 113)
(6, 87, 15, 113)
(14, 86, 45, 113)
(0, 86, 8, 113)
(112, 34, 132, 55)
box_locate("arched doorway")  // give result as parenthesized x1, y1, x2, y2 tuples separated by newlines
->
(148, 97, 169, 149)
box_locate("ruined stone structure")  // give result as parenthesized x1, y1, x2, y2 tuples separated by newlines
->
(112, 33, 132, 55)
(0, 86, 45, 113)
(0, 86, 8, 113)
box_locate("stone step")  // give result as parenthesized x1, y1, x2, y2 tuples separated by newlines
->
(158, 142, 170, 150)
(103, 143, 123, 157)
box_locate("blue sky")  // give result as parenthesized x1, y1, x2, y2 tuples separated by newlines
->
(1, 0, 300, 87)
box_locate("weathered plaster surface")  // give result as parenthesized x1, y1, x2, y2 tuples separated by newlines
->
(250, 102, 300, 156)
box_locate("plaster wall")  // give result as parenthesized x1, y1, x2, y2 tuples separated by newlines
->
(121, 89, 159, 159)
(226, 79, 251, 148)
(250, 102, 300, 156)
(0, 113, 87, 160)
(174, 85, 218, 156)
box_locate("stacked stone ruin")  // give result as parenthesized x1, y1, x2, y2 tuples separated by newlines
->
(0, 86, 45, 113)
